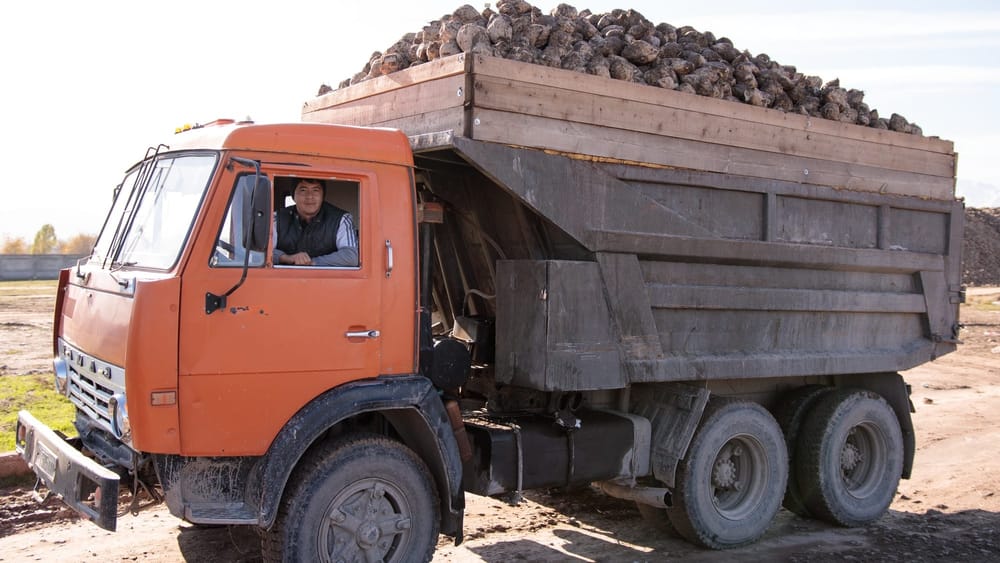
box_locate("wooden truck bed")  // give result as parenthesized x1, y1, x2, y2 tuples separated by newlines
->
(301, 52, 962, 391)
(302, 53, 956, 201)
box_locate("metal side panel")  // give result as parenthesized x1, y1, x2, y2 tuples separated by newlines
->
(630, 383, 711, 488)
(496, 260, 624, 391)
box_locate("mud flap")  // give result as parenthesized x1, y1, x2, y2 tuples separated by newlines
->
(15, 410, 120, 531)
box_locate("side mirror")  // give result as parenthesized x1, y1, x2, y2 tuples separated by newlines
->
(245, 175, 271, 252)
(208, 159, 269, 315)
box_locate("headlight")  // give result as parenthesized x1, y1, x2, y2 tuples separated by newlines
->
(109, 393, 131, 443)
(53, 357, 69, 396)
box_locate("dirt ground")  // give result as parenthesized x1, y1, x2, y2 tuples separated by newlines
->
(2, 285, 1000, 562)
(0, 282, 53, 377)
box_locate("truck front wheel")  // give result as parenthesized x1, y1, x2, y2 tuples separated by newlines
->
(796, 388, 903, 527)
(667, 399, 788, 549)
(263, 433, 440, 563)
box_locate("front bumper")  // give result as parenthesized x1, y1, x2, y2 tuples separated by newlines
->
(15, 410, 120, 531)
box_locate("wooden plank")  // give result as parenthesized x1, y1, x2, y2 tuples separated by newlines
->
(470, 108, 955, 199)
(302, 54, 468, 115)
(471, 75, 953, 178)
(302, 75, 465, 128)
(470, 55, 955, 155)
(304, 107, 465, 138)
(646, 285, 927, 313)
(590, 229, 945, 273)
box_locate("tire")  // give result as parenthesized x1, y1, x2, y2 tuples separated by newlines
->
(796, 388, 903, 527)
(773, 385, 834, 516)
(667, 399, 788, 549)
(263, 434, 440, 563)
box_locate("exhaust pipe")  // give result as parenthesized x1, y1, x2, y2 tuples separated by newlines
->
(598, 479, 672, 508)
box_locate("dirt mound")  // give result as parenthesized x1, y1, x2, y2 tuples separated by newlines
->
(323, 2, 924, 135)
(963, 207, 1000, 287)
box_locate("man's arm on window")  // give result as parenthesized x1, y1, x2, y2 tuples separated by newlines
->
(311, 214, 358, 267)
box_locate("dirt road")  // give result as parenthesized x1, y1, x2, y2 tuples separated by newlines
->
(2, 285, 1000, 562)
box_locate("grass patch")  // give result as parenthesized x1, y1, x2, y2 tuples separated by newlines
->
(0, 373, 76, 452)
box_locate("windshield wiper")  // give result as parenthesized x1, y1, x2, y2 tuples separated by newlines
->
(104, 144, 169, 268)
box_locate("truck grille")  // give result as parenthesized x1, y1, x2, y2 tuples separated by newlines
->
(57, 339, 124, 434)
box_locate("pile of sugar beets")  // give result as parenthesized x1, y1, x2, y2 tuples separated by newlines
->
(321, 1, 923, 135)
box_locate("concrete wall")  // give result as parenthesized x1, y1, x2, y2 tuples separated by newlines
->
(0, 254, 87, 281)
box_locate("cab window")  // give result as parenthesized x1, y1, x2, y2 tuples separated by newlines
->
(272, 177, 361, 269)
(210, 174, 267, 268)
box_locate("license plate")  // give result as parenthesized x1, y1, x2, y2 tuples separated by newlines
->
(34, 442, 58, 483)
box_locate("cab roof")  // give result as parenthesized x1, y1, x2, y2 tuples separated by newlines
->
(167, 121, 414, 167)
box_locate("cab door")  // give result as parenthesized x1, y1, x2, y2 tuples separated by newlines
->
(176, 166, 383, 456)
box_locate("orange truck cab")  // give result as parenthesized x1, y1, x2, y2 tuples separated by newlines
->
(16, 121, 466, 559)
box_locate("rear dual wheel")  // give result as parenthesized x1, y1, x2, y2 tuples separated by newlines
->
(796, 388, 903, 527)
(774, 385, 835, 516)
(645, 387, 902, 548)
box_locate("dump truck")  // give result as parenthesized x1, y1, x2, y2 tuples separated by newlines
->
(16, 53, 962, 561)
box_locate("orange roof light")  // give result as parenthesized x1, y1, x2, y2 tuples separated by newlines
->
(174, 118, 246, 135)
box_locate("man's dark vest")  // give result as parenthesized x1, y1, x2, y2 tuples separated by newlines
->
(276, 202, 346, 258)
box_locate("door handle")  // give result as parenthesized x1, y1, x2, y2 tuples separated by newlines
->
(385, 239, 394, 279)
(345, 330, 380, 339)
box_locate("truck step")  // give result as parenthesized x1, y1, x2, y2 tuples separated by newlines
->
(185, 502, 257, 525)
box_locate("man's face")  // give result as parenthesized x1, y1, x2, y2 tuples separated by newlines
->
(293, 181, 324, 220)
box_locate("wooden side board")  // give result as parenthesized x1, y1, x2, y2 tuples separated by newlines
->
(470, 75, 951, 177)
(301, 74, 466, 131)
(301, 55, 468, 116)
(301, 53, 957, 200)
(470, 108, 953, 199)
(469, 55, 954, 154)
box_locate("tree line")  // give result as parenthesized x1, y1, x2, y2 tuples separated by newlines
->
(1, 224, 96, 255)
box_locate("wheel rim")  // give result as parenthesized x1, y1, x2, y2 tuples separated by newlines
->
(710, 435, 769, 520)
(319, 477, 413, 562)
(840, 421, 888, 499)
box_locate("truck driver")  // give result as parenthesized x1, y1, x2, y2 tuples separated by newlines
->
(273, 178, 358, 267)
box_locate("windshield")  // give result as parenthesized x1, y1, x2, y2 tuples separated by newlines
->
(92, 153, 218, 270)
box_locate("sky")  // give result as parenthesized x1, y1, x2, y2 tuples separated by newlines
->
(1, 0, 998, 242)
